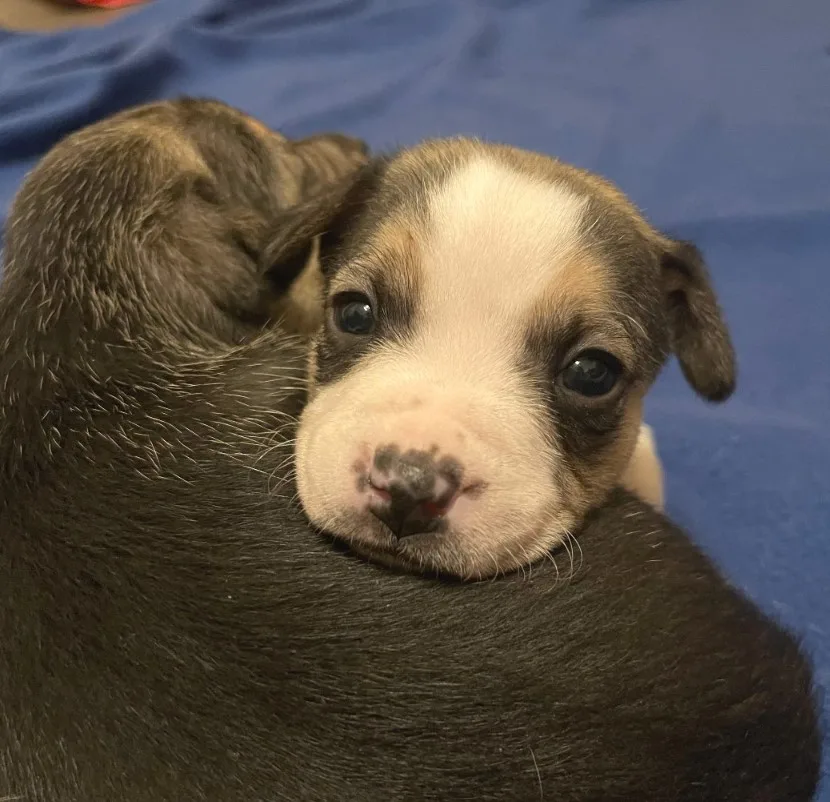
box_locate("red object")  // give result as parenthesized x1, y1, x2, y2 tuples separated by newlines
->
(71, 0, 150, 8)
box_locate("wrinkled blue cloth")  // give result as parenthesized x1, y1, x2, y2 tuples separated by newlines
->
(1, 0, 828, 792)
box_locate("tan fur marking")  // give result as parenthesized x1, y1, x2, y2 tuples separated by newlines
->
(330, 216, 423, 304)
(268, 239, 326, 336)
(525, 252, 635, 368)
(533, 252, 609, 314)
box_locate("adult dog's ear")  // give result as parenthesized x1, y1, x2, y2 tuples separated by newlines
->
(258, 158, 385, 294)
(660, 238, 736, 402)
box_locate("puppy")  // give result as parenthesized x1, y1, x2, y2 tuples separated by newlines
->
(0, 100, 820, 801)
(275, 140, 721, 578)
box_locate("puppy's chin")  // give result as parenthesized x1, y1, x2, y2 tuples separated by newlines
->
(304, 503, 578, 581)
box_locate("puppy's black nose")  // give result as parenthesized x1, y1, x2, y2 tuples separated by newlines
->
(368, 446, 460, 539)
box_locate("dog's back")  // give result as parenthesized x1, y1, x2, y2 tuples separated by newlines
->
(0, 99, 821, 801)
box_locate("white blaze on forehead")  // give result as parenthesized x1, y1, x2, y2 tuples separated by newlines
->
(412, 156, 590, 375)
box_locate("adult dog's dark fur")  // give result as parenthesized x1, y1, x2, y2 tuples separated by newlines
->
(0, 99, 821, 801)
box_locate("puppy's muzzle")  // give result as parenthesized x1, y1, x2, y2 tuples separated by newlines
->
(367, 445, 463, 539)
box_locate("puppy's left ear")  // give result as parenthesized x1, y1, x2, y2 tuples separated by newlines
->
(659, 238, 736, 402)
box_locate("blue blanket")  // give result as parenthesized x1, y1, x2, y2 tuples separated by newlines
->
(1, 0, 828, 791)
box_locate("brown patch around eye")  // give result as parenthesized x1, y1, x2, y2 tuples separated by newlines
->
(313, 227, 422, 388)
(557, 392, 645, 518)
(360, 218, 421, 281)
(329, 217, 423, 337)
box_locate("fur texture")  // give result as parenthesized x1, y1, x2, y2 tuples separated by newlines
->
(0, 100, 821, 801)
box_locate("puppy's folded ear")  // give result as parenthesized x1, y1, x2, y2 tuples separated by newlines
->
(257, 175, 355, 295)
(258, 158, 385, 291)
(290, 133, 370, 198)
(660, 239, 736, 402)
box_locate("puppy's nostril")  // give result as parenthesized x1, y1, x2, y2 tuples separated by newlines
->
(368, 446, 460, 539)
(367, 470, 391, 500)
(370, 484, 454, 540)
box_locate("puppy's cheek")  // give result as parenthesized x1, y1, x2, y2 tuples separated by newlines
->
(295, 391, 363, 528)
(603, 397, 648, 495)
(314, 335, 375, 389)
(448, 485, 573, 577)
(294, 368, 391, 541)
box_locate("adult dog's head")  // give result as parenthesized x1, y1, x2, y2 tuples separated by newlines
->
(267, 139, 736, 579)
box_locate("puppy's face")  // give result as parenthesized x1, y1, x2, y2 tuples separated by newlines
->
(273, 139, 735, 579)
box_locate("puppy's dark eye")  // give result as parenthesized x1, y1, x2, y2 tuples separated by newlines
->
(560, 350, 621, 397)
(332, 293, 375, 336)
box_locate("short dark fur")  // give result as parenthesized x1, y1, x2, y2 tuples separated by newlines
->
(0, 102, 821, 801)
(661, 240, 737, 402)
(524, 314, 630, 462)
